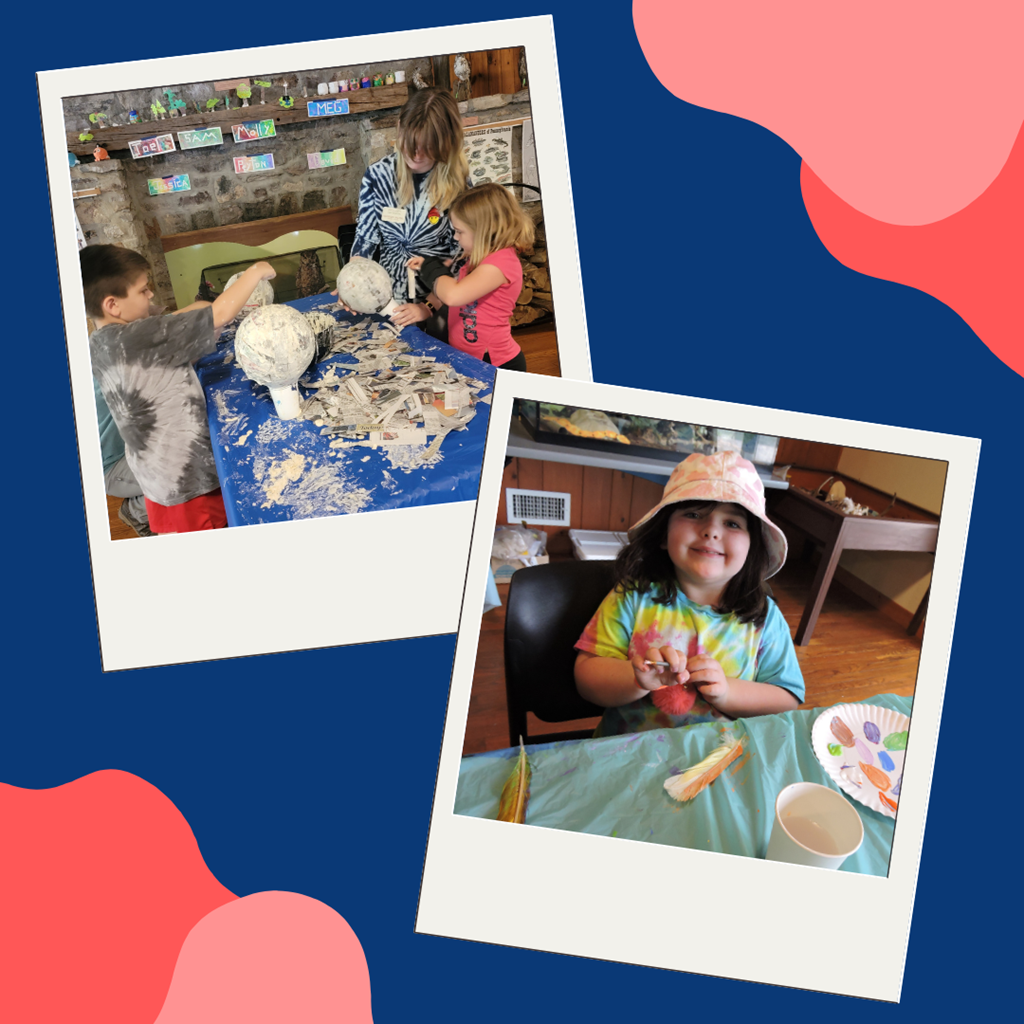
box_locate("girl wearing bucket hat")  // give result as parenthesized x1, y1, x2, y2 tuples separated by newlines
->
(575, 451, 805, 737)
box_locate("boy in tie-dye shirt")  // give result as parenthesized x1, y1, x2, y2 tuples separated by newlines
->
(575, 452, 804, 736)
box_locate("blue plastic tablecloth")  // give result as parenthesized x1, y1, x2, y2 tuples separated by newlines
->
(195, 294, 495, 526)
(455, 694, 913, 876)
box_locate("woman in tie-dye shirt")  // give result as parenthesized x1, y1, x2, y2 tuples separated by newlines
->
(575, 452, 804, 736)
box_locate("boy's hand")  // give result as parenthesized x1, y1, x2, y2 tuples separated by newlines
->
(631, 646, 690, 692)
(253, 261, 276, 281)
(686, 654, 730, 705)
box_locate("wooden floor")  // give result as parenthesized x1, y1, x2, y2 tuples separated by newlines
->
(513, 321, 560, 376)
(463, 554, 924, 755)
(106, 495, 140, 541)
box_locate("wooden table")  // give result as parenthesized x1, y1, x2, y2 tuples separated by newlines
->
(767, 468, 939, 645)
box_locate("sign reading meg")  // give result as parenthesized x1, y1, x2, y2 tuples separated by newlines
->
(307, 98, 350, 118)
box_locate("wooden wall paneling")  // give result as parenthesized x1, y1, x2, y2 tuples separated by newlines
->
(776, 438, 843, 472)
(628, 475, 665, 528)
(580, 465, 613, 530)
(494, 47, 519, 95)
(516, 456, 544, 494)
(451, 48, 523, 99)
(495, 458, 519, 526)
(609, 472, 635, 531)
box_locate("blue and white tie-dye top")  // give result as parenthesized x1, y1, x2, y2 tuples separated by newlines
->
(351, 153, 464, 301)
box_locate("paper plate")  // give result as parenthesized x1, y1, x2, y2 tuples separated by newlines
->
(811, 703, 910, 819)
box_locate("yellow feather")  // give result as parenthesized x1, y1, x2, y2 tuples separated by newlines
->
(664, 738, 743, 802)
(497, 737, 531, 823)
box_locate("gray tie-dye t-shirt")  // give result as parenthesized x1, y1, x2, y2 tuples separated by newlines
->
(90, 307, 220, 507)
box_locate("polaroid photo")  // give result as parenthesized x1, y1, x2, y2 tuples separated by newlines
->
(418, 370, 979, 1001)
(39, 17, 589, 670)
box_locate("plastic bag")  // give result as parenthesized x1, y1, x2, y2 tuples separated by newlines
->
(492, 525, 548, 564)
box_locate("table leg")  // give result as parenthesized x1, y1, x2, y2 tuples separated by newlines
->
(907, 584, 930, 636)
(795, 525, 845, 645)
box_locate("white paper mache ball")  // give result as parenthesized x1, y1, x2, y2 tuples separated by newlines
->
(225, 272, 274, 319)
(336, 259, 393, 313)
(234, 304, 316, 389)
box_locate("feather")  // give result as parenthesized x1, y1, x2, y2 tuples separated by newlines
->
(496, 737, 531, 823)
(664, 737, 743, 802)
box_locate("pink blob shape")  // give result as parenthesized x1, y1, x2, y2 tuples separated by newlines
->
(0, 770, 238, 1024)
(154, 891, 374, 1023)
(633, 0, 1024, 224)
(802, 121, 1023, 377)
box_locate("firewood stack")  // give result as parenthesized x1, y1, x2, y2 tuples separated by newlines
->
(512, 207, 553, 327)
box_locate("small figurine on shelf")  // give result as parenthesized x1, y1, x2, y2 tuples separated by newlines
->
(151, 99, 167, 120)
(372, 73, 384, 87)
(237, 83, 252, 107)
(254, 79, 272, 104)
(68, 151, 79, 167)
(92, 144, 109, 161)
(88, 112, 107, 130)
(129, 109, 139, 123)
(79, 131, 93, 142)
(279, 94, 294, 109)
(205, 98, 221, 113)
(164, 90, 188, 118)
(453, 54, 471, 101)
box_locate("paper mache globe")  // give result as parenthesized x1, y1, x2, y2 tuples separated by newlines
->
(336, 259, 394, 314)
(225, 272, 274, 319)
(234, 304, 316, 419)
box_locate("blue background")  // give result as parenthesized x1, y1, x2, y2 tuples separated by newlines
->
(11, 5, 1016, 1018)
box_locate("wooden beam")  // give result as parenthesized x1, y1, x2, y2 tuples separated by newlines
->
(66, 84, 409, 155)
(160, 205, 354, 252)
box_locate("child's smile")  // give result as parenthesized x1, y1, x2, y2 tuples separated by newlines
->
(662, 502, 751, 604)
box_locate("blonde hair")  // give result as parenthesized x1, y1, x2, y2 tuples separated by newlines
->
(394, 88, 468, 212)
(450, 183, 535, 267)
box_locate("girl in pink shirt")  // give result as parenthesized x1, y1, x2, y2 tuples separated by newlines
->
(409, 183, 535, 371)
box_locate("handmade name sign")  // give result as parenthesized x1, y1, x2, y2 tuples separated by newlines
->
(306, 148, 347, 169)
(306, 98, 350, 118)
(233, 153, 275, 173)
(178, 127, 223, 150)
(147, 174, 191, 195)
(231, 119, 276, 143)
(128, 133, 176, 159)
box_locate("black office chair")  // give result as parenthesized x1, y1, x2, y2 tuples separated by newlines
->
(503, 560, 617, 747)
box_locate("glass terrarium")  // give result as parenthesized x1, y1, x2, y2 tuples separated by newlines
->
(517, 401, 780, 466)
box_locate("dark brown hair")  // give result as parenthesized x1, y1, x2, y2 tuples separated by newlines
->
(613, 500, 771, 625)
(80, 244, 151, 319)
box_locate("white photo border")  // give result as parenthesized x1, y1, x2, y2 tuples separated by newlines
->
(39, 17, 590, 671)
(418, 369, 980, 1002)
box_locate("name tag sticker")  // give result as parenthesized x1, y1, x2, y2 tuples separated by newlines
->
(382, 206, 406, 224)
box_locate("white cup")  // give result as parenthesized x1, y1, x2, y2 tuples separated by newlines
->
(317, 83, 329, 96)
(394, 70, 406, 84)
(765, 782, 864, 870)
(328, 81, 340, 94)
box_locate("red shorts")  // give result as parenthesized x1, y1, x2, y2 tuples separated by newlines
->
(145, 490, 228, 534)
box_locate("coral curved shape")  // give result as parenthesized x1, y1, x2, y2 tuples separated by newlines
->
(633, 0, 1024, 224)
(153, 891, 374, 1023)
(801, 122, 1023, 377)
(1, 770, 238, 1024)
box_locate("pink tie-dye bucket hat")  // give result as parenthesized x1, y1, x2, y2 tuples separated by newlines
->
(629, 451, 788, 578)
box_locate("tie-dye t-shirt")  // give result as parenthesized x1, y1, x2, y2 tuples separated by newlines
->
(575, 586, 804, 736)
(90, 307, 220, 507)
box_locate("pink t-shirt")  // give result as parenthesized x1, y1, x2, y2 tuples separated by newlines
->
(447, 247, 523, 366)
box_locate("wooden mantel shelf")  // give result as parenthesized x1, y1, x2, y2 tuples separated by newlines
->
(67, 83, 409, 156)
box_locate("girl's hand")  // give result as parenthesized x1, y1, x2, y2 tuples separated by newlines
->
(406, 256, 425, 271)
(631, 646, 690, 692)
(686, 654, 730, 706)
(390, 302, 430, 328)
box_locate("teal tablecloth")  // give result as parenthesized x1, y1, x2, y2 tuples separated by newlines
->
(455, 694, 912, 876)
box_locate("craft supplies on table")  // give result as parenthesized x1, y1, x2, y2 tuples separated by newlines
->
(455, 694, 912, 876)
(195, 293, 495, 526)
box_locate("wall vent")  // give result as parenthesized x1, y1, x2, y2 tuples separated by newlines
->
(506, 488, 571, 527)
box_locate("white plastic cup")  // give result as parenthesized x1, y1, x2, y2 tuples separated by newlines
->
(317, 82, 329, 96)
(328, 81, 340, 94)
(269, 384, 302, 420)
(394, 70, 406, 83)
(765, 782, 864, 870)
